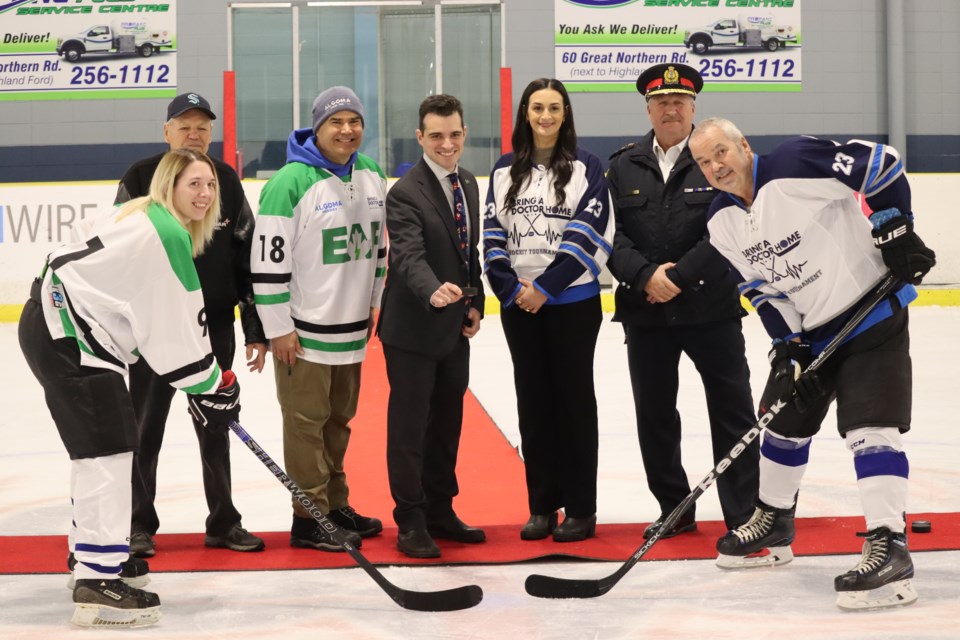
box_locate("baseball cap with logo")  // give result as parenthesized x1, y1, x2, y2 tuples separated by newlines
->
(167, 92, 217, 120)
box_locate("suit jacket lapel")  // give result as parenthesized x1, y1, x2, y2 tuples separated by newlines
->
(416, 160, 462, 252)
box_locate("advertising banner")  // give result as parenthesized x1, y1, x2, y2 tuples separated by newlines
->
(0, 180, 268, 304)
(0, 0, 177, 101)
(555, 0, 801, 93)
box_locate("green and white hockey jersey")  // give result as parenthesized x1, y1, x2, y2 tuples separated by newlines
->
(37, 202, 222, 394)
(252, 153, 387, 365)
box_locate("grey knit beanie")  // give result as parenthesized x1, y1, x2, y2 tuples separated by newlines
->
(312, 86, 365, 131)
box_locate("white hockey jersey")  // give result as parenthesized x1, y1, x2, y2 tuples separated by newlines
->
(706, 136, 917, 351)
(251, 154, 387, 365)
(36, 202, 221, 393)
(484, 147, 614, 306)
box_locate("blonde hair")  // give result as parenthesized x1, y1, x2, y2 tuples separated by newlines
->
(117, 148, 221, 257)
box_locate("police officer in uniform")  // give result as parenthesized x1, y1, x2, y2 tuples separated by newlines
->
(606, 64, 759, 539)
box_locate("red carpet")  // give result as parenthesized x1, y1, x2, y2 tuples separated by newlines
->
(2, 514, 959, 575)
(333, 338, 531, 529)
(3, 337, 959, 575)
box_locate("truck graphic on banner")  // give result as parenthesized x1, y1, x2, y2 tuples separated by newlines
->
(683, 15, 797, 55)
(56, 21, 173, 63)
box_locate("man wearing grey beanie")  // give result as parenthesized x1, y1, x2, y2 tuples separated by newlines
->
(251, 86, 387, 552)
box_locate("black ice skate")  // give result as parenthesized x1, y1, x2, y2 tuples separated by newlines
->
(66, 552, 151, 590)
(716, 500, 795, 569)
(71, 578, 161, 628)
(834, 527, 918, 610)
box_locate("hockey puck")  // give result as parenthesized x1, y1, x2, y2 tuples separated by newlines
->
(911, 520, 932, 533)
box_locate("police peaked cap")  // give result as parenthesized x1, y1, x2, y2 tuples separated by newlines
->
(636, 63, 703, 99)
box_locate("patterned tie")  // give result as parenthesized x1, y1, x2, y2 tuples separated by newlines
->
(448, 173, 470, 265)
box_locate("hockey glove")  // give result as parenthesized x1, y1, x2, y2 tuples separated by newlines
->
(758, 341, 823, 417)
(187, 370, 241, 428)
(870, 208, 936, 285)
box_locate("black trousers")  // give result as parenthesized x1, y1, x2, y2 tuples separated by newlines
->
(130, 324, 242, 537)
(625, 319, 759, 528)
(384, 338, 470, 532)
(501, 296, 602, 519)
(18, 298, 139, 459)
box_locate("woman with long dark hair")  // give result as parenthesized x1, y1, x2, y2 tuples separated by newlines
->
(484, 78, 614, 542)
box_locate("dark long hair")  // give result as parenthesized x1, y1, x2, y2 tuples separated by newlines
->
(503, 78, 578, 213)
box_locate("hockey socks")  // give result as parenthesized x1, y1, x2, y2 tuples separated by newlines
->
(757, 432, 810, 509)
(67, 552, 150, 590)
(846, 427, 910, 532)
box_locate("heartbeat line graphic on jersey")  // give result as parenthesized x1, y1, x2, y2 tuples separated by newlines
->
(762, 255, 809, 282)
(509, 223, 563, 245)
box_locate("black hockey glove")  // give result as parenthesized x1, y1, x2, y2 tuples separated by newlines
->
(758, 341, 823, 417)
(870, 209, 936, 285)
(187, 370, 241, 428)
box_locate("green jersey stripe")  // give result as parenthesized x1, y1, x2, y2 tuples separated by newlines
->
(254, 292, 292, 305)
(299, 336, 368, 353)
(146, 203, 201, 292)
(180, 364, 223, 394)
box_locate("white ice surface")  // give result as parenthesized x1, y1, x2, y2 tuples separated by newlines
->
(2, 307, 958, 638)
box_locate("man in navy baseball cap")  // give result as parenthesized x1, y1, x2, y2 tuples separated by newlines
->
(167, 92, 217, 121)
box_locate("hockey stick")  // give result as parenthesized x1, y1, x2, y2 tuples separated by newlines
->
(227, 420, 483, 611)
(525, 273, 901, 599)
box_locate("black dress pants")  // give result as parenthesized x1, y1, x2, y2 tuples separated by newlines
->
(130, 323, 242, 537)
(625, 319, 759, 528)
(384, 338, 470, 532)
(501, 296, 602, 518)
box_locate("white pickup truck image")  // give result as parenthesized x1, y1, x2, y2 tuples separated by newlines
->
(56, 22, 173, 63)
(684, 15, 797, 55)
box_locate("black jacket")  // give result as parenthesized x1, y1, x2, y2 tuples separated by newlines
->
(116, 153, 266, 344)
(377, 159, 484, 358)
(606, 130, 744, 327)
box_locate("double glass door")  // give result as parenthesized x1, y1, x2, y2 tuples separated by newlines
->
(230, 1, 502, 179)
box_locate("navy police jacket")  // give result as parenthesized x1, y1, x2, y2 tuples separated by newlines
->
(606, 129, 744, 327)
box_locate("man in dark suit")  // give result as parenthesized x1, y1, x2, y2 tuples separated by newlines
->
(377, 94, 486, 558)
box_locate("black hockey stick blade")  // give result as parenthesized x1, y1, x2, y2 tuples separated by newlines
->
(524, 573, 611, 599)
(525, 274, 901, 600)
(228, 421, 483, 612)
(524, 502, 682, 600)
(391, 583, 484, 613)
